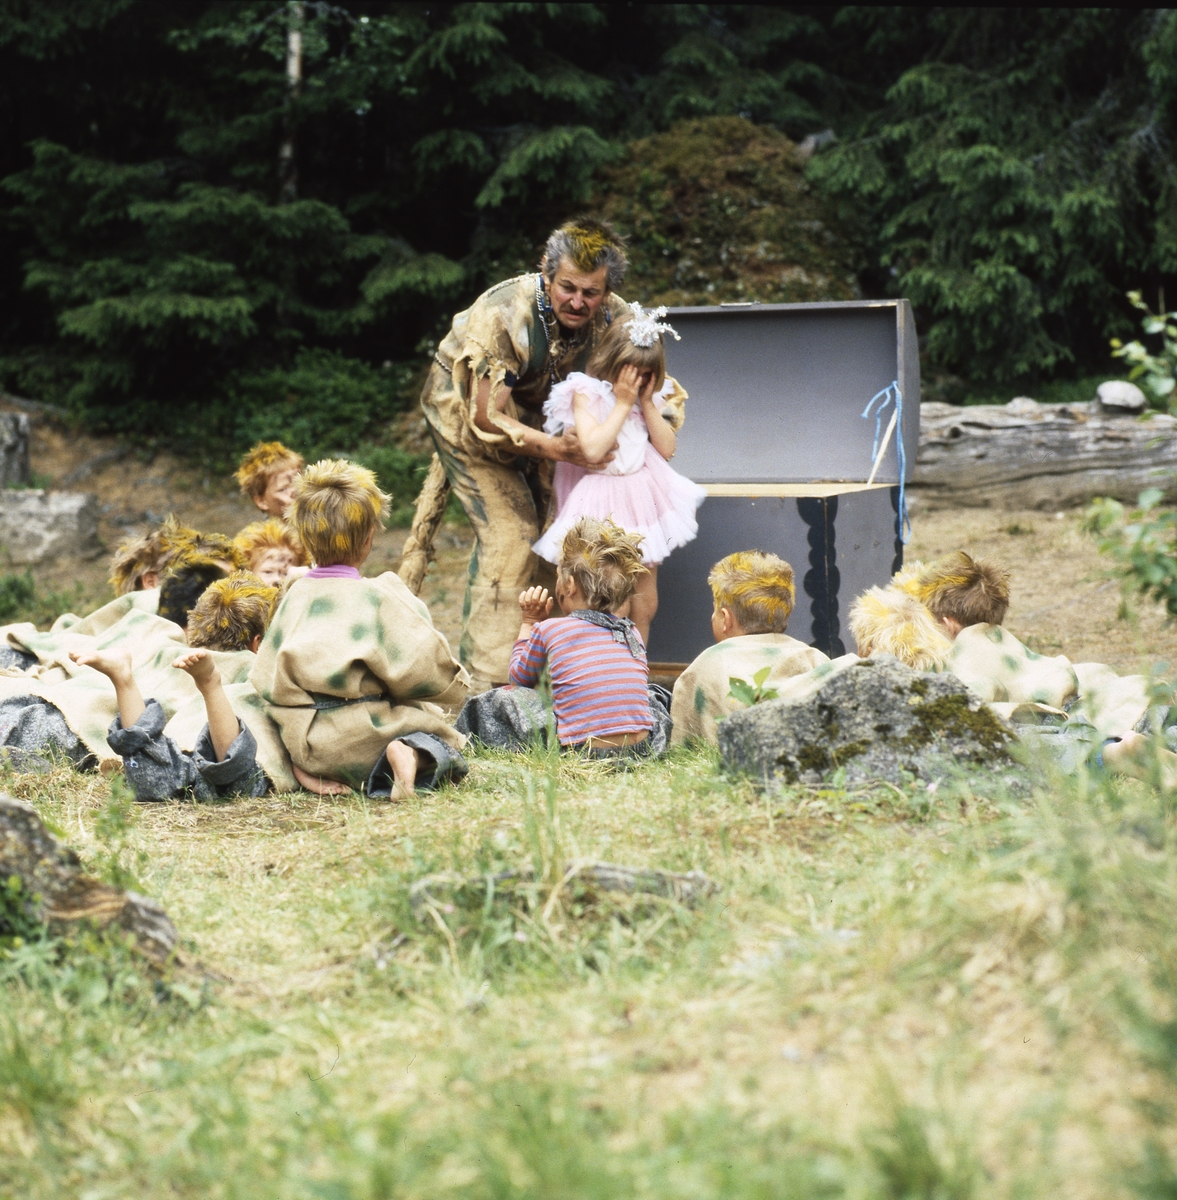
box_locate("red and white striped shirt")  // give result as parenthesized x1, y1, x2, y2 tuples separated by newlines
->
(509, 616, 652, 745)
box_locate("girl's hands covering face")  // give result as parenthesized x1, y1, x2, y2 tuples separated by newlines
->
(614, 364, 645, 406)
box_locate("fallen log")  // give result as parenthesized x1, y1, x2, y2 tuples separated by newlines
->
(912, 398, 1177, 510)
(0, 794, 180, 966)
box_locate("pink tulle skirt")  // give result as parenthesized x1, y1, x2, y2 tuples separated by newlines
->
(533, 445, 707, 566)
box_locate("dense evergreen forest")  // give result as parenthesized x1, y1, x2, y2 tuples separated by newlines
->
(1, 3, 1175, 465)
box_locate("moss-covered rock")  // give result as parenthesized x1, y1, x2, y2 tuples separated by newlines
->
(717, 656, 1015, 788)
(591, 116, 859, 308)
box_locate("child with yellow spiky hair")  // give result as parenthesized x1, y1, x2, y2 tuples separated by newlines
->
(235, 440, 304, 519)
(848, 586, 952, 670)
(669, 550, 829, 745)
(250, 459, 469, 799)
(233, 518, 310, 585)
(457, 516, 673, 757)
(72, 574, 281, 801)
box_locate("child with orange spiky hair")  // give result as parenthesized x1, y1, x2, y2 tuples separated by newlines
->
(109, 520, 177, 596)
(669, 550, 829, 745)
(251, 459, 469, 799)
(235, 441, 304, 518)
(233, 519, 310, 585)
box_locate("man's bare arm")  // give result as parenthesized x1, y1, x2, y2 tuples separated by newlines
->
(472, 377, 612, 468)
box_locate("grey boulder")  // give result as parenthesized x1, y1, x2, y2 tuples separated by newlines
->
(718, 656, 1013, 787)
(0, 489, 100, 564)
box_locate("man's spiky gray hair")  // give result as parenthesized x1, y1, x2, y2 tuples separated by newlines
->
(541, 217, 628, 291)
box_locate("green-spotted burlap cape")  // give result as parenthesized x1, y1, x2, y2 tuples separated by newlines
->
(0, 607, 297, 785)
(945, 623, 1152, 736)
(249, 571, 469, 788)
(51, 588, 160, 634)
(670, 633, 830, 745)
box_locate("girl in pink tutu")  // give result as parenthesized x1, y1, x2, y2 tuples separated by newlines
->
(533, 305, 706, 643)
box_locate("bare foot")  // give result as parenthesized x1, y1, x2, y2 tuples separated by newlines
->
(172, 648, 219, 688)
(293, 764, 352, 795)
(384, 739, 420, 801)
(70, 648, 132, 683)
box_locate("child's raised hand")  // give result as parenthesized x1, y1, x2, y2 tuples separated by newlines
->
(172, 647, 219, 688)
(70, 648, 132, 682)
(518, 586, 554, 622)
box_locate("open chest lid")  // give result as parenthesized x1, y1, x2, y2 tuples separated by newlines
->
(661, 299, 919, 486)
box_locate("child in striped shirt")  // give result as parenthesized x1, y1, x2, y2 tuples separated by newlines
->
(456, 517, 672, 756)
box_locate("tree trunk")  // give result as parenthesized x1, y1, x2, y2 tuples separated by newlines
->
(278, 2, 303, 204)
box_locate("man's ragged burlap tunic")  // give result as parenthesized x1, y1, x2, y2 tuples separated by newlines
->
(409, 275, 628, 688)
(402, 273, 685, 689)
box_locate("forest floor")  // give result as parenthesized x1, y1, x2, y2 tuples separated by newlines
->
(2, 406, 1177, 1197)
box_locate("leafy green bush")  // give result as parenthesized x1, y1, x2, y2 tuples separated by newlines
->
(1086, 488, 1177, 617)
(1112, 291, 1177, 411)
(351, 444, 432, 528)
(231, 349, 410, 463)
(0, 571, 37, 621)
(591, 117, 858, 307)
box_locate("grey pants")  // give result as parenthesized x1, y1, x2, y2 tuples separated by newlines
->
(107, 699, 270, 802)
(0, 696, 93, 772)
(0, 647, 37, 672)
(455, 684, 673, 759)
(365, 731, 469, 796)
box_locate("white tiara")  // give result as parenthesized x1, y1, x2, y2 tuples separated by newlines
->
(627, 303, 680, 348)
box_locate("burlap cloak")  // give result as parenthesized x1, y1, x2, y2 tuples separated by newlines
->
(249, 571, 469, 788)
(0, 607, 296, 789)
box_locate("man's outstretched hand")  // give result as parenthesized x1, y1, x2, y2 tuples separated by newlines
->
(549, 430, 615, 470)
(519, 586, 554, 623)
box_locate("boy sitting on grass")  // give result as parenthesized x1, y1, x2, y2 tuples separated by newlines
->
(250, 459, 469, 799)
(457, 517, 672, 757)
(234, 518, 310, 585)
(71, 574, 279, 801)
(670, 551, 828, 745)
(235, 441, 304, 520)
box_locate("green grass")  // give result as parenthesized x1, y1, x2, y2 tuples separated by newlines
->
(2, 743, 1176, 1197)
(0, 569, 98, 628)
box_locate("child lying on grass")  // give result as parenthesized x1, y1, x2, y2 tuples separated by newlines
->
(71, 574, 278, 801)
(235, 440, 304, 520)
(855, 552, 1171, 775)
(456, 517, 672, 757)
(250, 459, 469, 799)
(670, 551, 829, 745)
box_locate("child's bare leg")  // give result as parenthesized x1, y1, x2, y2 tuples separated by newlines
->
(384, 739, 426, 801)
(70, 649, 144, 728)
(627, 567, 658, 646)
(172, 648, 238, 762)
(292, 765, 352, 795)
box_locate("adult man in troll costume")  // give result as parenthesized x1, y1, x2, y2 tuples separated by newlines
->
(399, 218, 685, 692)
